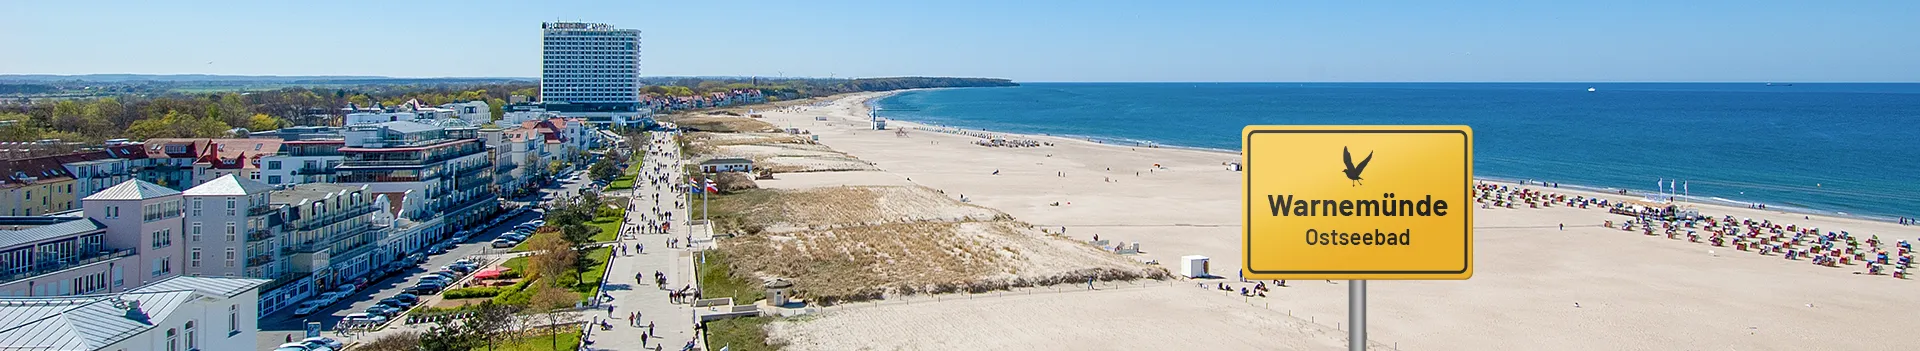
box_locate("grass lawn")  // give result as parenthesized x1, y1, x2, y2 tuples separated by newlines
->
(494, 246, 611, 304)
(588, 215, 622, 242)
(695, 250, 765, 303)
(481, 330, 581, 351)
(607, 174, 635, 190)
(704, 317, 782, 351)
(573, 247, 613, 300)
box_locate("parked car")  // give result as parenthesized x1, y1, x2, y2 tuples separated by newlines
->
(405, 284, 444, 295)
(302, 337, 346, 350)
(490, 239, 519, 248)
(278, 342, 331, 351)
(313, 292, 342, 306)
(391, 293, 421, 304)
(341, 313, 387, 325)
(426, 245, 448, 255)
(366, 305, 401, 317)
(501, 233, 530, 241)
(292, 301, 327, 317)
(446, 265, 475, 274)
(418, 277, 452, 286)
(379, 297, 414, 309)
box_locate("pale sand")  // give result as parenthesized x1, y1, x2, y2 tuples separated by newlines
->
(743, 92, 1920, 350)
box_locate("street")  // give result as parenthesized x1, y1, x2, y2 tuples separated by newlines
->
(256, 169, 594, 349)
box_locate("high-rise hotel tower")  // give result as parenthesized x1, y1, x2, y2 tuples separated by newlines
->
(540, 22, 642, 106)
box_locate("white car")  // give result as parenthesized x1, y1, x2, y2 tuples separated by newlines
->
(291, 301, 327, 317)
(278, 342, 331, 351)
(341, 312, 388, 325)
(312, 292, 342, 306)
(302, 337, 345, 350)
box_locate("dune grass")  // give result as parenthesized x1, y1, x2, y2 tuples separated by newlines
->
(695, 250, 766, 303)
(704, 317, 783, 351)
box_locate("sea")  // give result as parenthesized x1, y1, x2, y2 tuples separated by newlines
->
(872, 83, 1920, 221)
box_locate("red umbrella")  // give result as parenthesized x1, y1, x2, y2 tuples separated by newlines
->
(473, 266, 509, 280)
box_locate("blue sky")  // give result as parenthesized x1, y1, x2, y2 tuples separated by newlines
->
(3, 0, 1916, 82)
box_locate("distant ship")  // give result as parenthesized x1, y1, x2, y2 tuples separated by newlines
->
(1587, 87, 1596, 92)
(1766, 83, 1794, 86)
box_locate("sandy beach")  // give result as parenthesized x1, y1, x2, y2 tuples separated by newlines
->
(716, 91, 1920, 350)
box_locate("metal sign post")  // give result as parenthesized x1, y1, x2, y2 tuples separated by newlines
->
(1349, 280, 1366, 351)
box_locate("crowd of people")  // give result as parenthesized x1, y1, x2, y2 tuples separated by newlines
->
(585, 126, 705, 351)
(1478, 182, 1913, 280)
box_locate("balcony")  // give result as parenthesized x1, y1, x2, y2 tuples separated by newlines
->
(0, 249, 137, 285)
(294, 208, 375, 231)
(246, 254, 273, 267)
(246, 228, 274, 242)
(341, 159, 431, 167)
(248, 205, 276, 217)
(294, 166, 333, 175)
(330, 241, 377, 263)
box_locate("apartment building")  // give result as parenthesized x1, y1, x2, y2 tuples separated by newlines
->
(336, 121, 497, 255)
(80, 179, 184, 289)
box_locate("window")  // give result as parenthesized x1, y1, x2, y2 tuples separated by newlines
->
(166, 328, 178, 351)
(23, 191, 28, 200)
(151, 230, 171, 249)
(225, 198, 235, 216)
(267, 161, 281, 170)
(185, 321, 197, 350)
(225, 223, 236, 242)
(190, 248, 201, 268)
(191, 223, 201, 242)
(191, 199, 201, 216)
(267, 175, 281, 184)
(224, 248, 235, 268)
(228, 305, 238, 335)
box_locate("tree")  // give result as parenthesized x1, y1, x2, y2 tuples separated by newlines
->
(487, 97, 506, 121)
(528, 286, 578, 350)
(0, 113, 43, 142)
(247, 113, 282, 131)
(360, 331, 422, 351)
(126, 110, 232, 139)
(588, 157, 618, 182)
(526, 228, 577, 285)
(464, 301, 519, 351)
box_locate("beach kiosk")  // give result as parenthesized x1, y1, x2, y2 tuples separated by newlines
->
(765, 279, 795, 306)
(1180, 255, 1211, 278)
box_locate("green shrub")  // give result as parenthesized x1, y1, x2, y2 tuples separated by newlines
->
(442, 287, 503, 299)
(489, 276, 539, 306)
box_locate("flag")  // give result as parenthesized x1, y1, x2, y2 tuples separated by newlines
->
(1683, 181, 1689, 194)
(1657, 179, 1664, 192)
(688, 177, 703, 194)
(704, 177, 719, 193)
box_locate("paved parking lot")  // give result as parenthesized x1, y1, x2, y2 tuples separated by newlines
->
(256, 171, 592, 349)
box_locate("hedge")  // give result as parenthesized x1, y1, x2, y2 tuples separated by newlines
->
(442, 287, 505, 299)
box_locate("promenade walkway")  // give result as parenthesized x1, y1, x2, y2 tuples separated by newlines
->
(590, 129, 701, 351)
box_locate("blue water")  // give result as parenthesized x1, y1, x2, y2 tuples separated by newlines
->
(873, 83, 1920, 220)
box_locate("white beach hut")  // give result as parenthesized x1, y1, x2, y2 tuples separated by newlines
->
(1180, 255, 1210, 278)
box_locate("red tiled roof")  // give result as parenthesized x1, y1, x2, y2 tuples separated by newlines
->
(0, 154, 77, 188)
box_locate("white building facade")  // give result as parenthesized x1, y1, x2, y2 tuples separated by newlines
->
(540, 22, 642, 104)
(0, 276, 266, 351)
